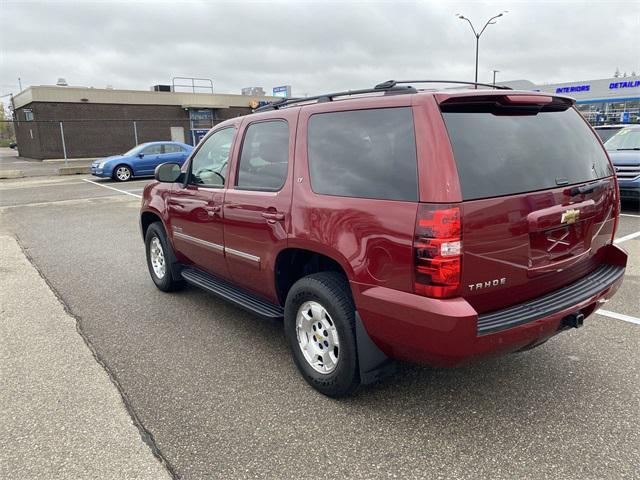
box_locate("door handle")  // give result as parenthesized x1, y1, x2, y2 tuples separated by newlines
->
(261, 211, 285, 221)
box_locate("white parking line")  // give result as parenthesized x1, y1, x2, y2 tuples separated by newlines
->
(614, 230, 640, 244)
(597, 309, 640, 325)
(82, 179, 142, 199)
(620, 213, 640, 218)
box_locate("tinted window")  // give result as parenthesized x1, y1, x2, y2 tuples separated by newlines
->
(164, 144, 184, 153)
(142, 144, 163, 155)
(442, 108, 613, 200)
(308, 108, 418, 201)
(237, 121, 289, 191)
(190, 128, 234, 186)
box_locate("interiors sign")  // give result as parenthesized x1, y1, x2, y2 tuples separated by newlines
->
(555, 84, 590, 94)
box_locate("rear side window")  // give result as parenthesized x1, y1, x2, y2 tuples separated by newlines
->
(442, 108, 613, 200)
(164, 144, 184, 153)
(237, 120, 289, 191)
(308, 107, 418, 201)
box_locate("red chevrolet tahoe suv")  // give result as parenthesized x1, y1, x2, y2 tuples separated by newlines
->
(140, 80, 627, 397)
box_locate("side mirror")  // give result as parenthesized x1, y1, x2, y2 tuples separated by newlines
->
(138, 152, 144, 158)
(155, 162, 183, 183)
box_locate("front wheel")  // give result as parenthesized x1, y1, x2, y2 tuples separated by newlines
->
(284, 272, 360, 397)
(113, 164, 132, 182)
(145, 222, 184, 292)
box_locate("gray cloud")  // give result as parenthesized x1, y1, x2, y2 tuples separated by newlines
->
(1, 0, 639, 98)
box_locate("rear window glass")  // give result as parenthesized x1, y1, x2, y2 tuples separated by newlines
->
(442, 108, 613, 200)
(308, 107, 418, 202)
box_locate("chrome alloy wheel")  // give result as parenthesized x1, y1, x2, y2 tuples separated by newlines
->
(116, 166, 131, 181)
(149, 236, 166, 279)
(296, 301, 340, 374)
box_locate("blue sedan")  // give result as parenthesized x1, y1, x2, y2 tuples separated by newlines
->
(91, 141, 193, 182)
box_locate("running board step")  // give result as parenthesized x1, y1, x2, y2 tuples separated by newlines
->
(181, 267, 284, 320)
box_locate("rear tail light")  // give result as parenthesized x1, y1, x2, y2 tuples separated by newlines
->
(414, 204, 461, 298)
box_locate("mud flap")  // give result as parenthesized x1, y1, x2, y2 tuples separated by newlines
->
(355, 312, 396, 385)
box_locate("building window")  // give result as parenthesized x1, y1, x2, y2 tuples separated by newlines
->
(24, 109, 34, 121)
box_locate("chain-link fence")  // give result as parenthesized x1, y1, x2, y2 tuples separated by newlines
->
(1, 118, 220, 160)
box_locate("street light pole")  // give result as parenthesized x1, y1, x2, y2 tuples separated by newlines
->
(475, 36, 480, 86)
(456, 12, 508, 88)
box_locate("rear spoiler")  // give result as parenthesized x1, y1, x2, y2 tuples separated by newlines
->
(437, 93, 575, 113)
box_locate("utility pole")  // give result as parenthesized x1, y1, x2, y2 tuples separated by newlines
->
(492, 69, 500, 85)
(456, 12, 508, 88)
(18, 77, 22, 92)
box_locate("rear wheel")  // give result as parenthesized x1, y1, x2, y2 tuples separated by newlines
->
(145, 222, 184, 292)
(284, 272, 360, 397)
(113, 164, 132, 182)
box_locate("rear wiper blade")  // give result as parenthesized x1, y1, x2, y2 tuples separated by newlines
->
(565, 179, 608, 197)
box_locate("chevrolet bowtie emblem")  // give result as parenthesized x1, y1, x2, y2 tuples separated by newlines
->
(561, 208, 580, 225)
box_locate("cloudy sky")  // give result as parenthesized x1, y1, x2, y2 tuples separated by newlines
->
(1, 0, 638, 98)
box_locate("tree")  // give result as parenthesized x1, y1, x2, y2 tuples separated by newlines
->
(614, 67, 621, 78)
(0, 102, 15, 141)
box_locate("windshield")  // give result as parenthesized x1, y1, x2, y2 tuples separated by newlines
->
(596, 128, 623, 143)
(604, 128, 640, 151)
(123, 145, 144, 156)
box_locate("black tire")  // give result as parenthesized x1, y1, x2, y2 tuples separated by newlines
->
(145, 222, 184, 292)
(284, 272, 360, 397)
(113, 164, 132, 182)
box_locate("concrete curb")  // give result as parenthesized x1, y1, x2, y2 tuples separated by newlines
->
(0, 170, 25, 179)
(44, 158, 97, 164)
(58, 166, 91, 175)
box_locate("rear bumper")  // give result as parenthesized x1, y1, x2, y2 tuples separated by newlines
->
(352, 244, 627, 367)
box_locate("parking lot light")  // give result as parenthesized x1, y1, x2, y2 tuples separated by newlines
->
(455, 11, 508, 88)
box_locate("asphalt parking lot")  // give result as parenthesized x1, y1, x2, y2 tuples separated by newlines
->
(1, 166, 639, 479)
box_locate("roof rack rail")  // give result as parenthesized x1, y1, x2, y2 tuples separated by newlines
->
(253, 79, 511, 113)
(374, 80, 512, 90)
(253, 85, 417, 112)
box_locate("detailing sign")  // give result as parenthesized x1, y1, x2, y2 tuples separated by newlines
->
(609, 80, 640, 90)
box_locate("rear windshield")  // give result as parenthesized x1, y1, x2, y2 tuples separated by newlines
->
(442, 108, 613, 200)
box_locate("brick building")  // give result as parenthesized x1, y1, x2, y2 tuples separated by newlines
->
(11, 85, 278, 159)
